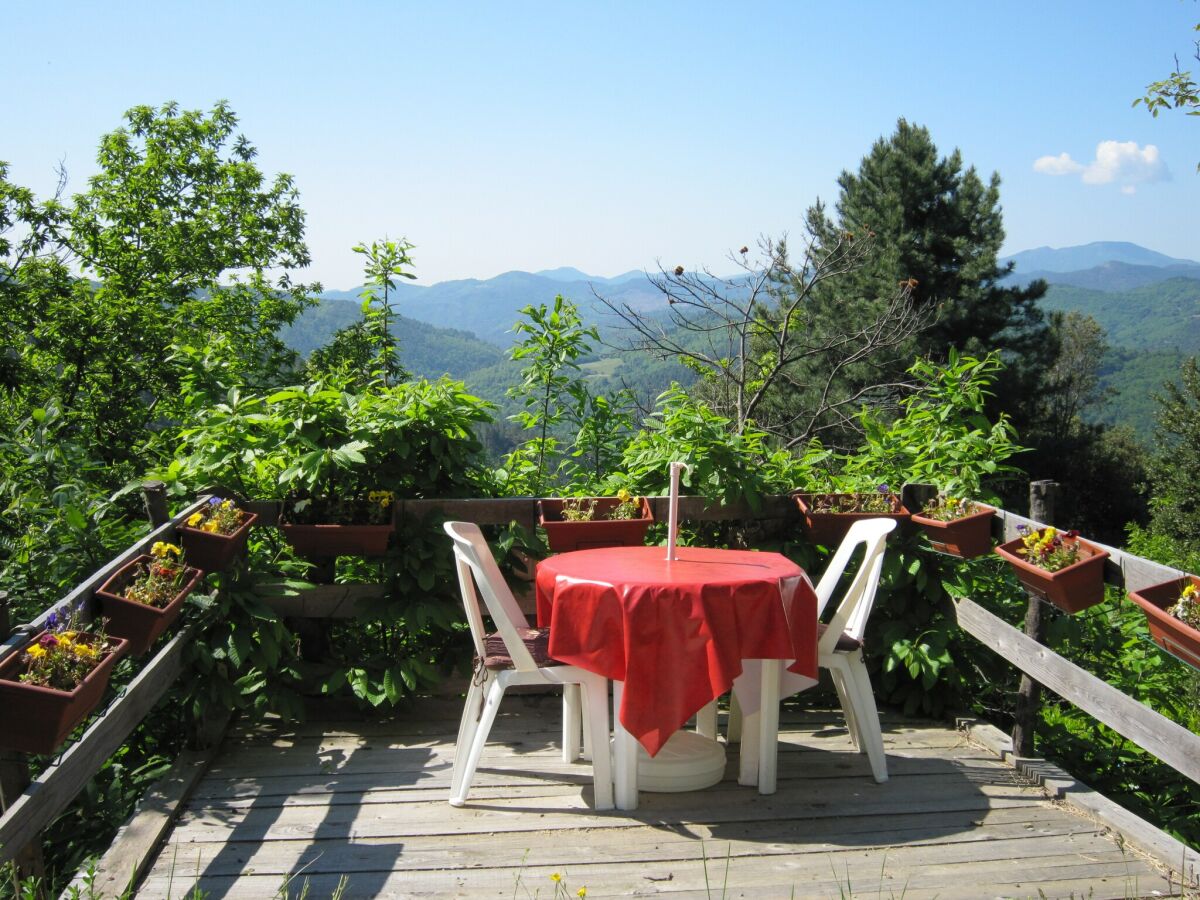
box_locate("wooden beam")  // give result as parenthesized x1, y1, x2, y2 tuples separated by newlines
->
(953, 596, 1200, 786)
(1013, 480, 1058, 758)
(0, 626, 194, 866)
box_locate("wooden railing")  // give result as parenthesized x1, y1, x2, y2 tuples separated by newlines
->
(0, 497, 207, 872)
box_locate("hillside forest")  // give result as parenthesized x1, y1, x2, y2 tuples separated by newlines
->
(2, 103, 1199, 889)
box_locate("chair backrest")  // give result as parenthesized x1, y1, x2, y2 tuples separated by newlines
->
(814, 518, 896, 655)
(443, 521, 539, 672)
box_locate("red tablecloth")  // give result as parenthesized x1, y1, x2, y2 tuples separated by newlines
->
(536, 546, 818, 756)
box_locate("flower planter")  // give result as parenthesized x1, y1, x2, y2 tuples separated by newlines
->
(794, 493, 910, 547)
(538, 497, 654, 553)
(995, 535, 1109, 613)
(0, 633, 128, 755)
(911, 505, 995, 559)
(278, 523, 394, 558)
(178, 512, 258, 573)
(1127, 576, 1200, 671)
(95, 556, 204, 656)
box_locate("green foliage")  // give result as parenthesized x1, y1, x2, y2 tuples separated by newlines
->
(841, 352, 1024, 498)
(1, 103, 318, 467)
(307, 238, 416, 385)
(501, 296, 615, 494)
(612, 385, 806, 508)
(1134, 21, 1200, 169)
(1145, 356, 1200, 554)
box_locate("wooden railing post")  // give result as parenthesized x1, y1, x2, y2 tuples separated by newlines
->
(1012, 479, 1059, 758)
(141, 480, 170, 528)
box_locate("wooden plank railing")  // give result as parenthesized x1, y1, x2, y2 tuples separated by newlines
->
(0, 497, 207, 869)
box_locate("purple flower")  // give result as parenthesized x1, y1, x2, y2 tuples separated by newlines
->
(876, 484, 890, 494)
(208, 496, 222, 506)
(45, 611, 59, 630)
(1017, 524, 1029, 534)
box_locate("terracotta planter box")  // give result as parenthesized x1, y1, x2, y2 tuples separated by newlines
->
(278, 523, 394, 558)
(178, 512, 258, 573)
(1127, 576, 1200, 671)
(538, 497, 654, 553)
(95, 556, 204, 657)
(794, 493, 910, 547)
(911, 505, 995, 559)
(0, 633, 128, 755)
(995, 535, 1109, 614)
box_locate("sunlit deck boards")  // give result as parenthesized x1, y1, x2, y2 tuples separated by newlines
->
(136, 696, 1178, 899)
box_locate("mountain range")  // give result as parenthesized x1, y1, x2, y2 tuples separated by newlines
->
(282, 241, 1200, 438)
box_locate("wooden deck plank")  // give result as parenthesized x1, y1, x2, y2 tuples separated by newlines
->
(132, 703, 1179, 899)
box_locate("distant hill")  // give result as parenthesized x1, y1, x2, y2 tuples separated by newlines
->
(533, 267, 646, 286)
(280, 298, 504, 381)
(1010, 260, 1200, 292)
(1002, 241, 1197, 274)
(1041, 278, 1200, 352)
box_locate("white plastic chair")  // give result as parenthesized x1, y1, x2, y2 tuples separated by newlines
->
(735, 517, 895, 786)
(443, 522, 614, 810)
(810, 516, 895, 782)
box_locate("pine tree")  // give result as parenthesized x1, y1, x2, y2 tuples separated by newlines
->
(805, 119, 1056, 428)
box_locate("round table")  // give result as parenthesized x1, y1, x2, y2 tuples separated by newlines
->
(536, 546, 818, 808)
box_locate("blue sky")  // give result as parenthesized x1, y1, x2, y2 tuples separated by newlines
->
(5, 1, 1198, 288)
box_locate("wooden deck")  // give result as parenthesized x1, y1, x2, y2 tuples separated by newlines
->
(135, 696, 1181, 899)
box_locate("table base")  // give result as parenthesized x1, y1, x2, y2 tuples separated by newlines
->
(632, 730, 726, 793)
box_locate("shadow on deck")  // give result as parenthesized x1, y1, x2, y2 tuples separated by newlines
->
(135, 695, 1179, 899)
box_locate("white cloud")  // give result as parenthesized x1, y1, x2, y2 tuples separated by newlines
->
(1033, 152, 1083, 176)
(1033, 141, 1169, 193)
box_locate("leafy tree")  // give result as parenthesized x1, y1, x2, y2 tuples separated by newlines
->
(501, 296, 600, 494)
(0, 102, 318, 466)
(802, 119, 1056, 434)
(1145, 356, 1200, 551)
(308, 238, 416, 385)
(598, 234, 930, 447)
(1135, 20, 1200, 169)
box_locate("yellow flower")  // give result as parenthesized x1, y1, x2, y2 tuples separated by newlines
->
(617, 488, 631, 502)
(152, 542, 182, 559)
(202, 520, 220, 533)
(550, 874, 562, 883)
(1182, 583, 1197, 600)
(220, 499, 234, 509)
(577, 889, 587, 898)
(187, 513, 203, 527)
(26, 644, 46, 660)
(72, 642, 99, 661)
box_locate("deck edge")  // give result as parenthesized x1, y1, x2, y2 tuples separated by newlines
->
(957, 716, 1200, 890)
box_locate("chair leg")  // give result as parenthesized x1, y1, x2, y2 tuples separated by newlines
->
(829, 667, 862, 751)
(843, 654, 888, 783)
(727, 691, 743, 744)
(450, 677, 507, 807)
(695, 700, 718, 739)
(450, 675, 487, 801)
(563, 683, 582, 762)
(581, 676, 613, 810)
